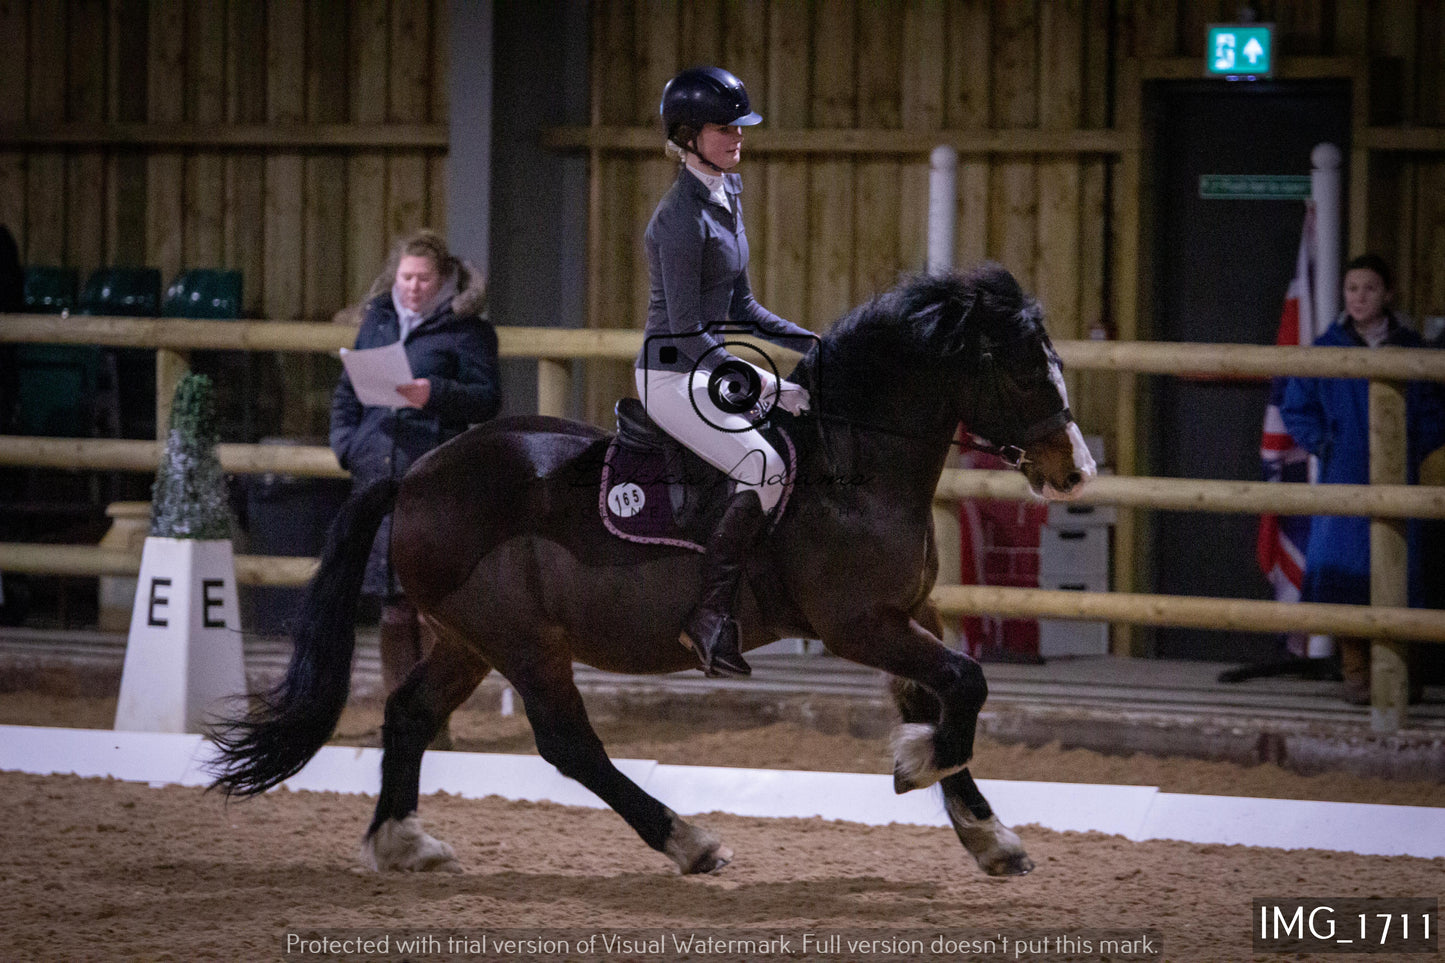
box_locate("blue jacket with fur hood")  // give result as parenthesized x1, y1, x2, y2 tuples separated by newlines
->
(329, 261, 500, 595)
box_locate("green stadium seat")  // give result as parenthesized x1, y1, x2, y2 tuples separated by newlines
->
(22, 266, 78, 314)
(78, 267, 162, 317)
(14, 267, 97, 436)
(163, 269, 243, 319)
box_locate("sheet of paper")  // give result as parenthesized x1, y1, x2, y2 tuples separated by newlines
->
(339, 341, 414, 409)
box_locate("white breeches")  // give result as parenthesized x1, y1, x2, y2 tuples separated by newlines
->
(635, 366, 786, 513)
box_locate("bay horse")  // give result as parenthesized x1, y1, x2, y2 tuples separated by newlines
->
(209, 263, 1096, 877)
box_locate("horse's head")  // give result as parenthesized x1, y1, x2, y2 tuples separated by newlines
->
(923, 263, 1097, 499)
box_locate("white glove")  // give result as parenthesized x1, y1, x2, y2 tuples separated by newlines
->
(776, 380, 811, 415)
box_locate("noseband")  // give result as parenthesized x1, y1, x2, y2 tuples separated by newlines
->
(960, 327, 1072, 467)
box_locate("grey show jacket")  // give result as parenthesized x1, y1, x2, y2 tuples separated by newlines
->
(637, 165, 814, 375)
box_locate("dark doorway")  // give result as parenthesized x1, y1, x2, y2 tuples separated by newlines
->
(1147, 79, 1350, 661)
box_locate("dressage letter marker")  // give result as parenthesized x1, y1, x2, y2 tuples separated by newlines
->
(115, 537, 247, 734)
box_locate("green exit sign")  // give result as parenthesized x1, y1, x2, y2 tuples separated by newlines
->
(1206, 24, 1274, 78)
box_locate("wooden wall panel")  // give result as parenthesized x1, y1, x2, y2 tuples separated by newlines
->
(346, 0, 389, 303)
(185, 0, 226, 270)
(0, 0, 444, 316)
(1416, 161, 1445, 321)
(680, 0, 721, 65)
(989, 0, 1037, 293)
(853, 1, 900, 300)
(898, 0, 944, 275)
(723, 0, 769, 301)
(105, 0, 147, 269)
(27, 0, 66, 267)
(762, 0, 810, 326)
(304, 0, 349, 318)
(65, 0, 106, 276)
(386, 0, 429, 254)
(949, 0, 992, 269)
(808, 0, 856, 329)
(144, 0, 184, 284)
(631, 0, 679, 328)
(0, 0, 27, 244)
(586, 0, 640, 420)
(224, 0, 266, 314)
(1037, 0, 1082, 340)
(264, 0, 305, 323)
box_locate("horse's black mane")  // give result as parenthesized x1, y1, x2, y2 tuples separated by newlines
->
(792, 261, 1041, 394)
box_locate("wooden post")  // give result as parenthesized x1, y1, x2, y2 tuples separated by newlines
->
(1110, 56, 1143, 656)
(536, 358, 572, 419)
(931, 502, 961, 648)
(155, 348, 190, 441)
(1369, 379, 1410, 732)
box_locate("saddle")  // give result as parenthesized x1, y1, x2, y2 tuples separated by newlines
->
(599, 398, 795, 552)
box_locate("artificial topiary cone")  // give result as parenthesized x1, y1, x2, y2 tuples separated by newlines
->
(150, 373, 233, 539)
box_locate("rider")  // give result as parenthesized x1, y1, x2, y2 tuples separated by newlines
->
(637, 66, 813, 678)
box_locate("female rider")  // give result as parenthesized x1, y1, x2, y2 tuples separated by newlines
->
(638, 66, 812, 678)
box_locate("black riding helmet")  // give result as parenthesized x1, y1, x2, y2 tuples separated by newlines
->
(660, 66, 763, 151)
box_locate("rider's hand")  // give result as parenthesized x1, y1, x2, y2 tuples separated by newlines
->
(776, 380, 811, 415)
(395, 378, 431, 408)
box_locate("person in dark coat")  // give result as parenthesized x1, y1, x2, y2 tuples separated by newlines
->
(330, 229, 500, 730)
(1280, 253, 1445, 703)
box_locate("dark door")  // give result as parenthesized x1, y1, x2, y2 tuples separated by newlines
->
(1148, 79, 1349, 661)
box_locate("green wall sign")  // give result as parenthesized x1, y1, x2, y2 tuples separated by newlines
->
(1199, 174, 1310, 200)
(1206, 24, 1274, 78)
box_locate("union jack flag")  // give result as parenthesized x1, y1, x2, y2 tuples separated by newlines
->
(1256, 207, 1315, 610)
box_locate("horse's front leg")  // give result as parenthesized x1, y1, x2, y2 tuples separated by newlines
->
(819, 607, 985, 792)
(891, 673, 1033, 877)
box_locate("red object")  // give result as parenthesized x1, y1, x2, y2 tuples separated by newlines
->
(1257, 206, 1314, 609)
(957, 449, 1048, 662)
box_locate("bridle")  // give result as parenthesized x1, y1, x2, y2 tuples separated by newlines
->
(805, 324, 1073, 471)
(813, 407, 1070, 469)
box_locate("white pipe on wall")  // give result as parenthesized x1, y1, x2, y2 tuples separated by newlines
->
(1311, 142, 1342, 337)
(927, 145, 958, 275)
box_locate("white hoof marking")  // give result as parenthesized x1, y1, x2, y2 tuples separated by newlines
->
(360, 814, 461, 873)
(945, 798, 1034, 876)
(891, 723, 969, 791)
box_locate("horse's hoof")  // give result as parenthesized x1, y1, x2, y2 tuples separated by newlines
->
(981, 851, 1035, 877)
(663, 814, 732, 875)
(686, 843, 733, 875)
(361, 815, 462, 873)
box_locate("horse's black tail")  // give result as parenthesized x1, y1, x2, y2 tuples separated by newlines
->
(207, 477, 399, 797)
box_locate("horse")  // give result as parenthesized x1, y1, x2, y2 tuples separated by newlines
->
(209, 262, 1097, 878)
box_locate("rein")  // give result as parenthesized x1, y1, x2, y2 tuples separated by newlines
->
(812, 408, 1070, 469)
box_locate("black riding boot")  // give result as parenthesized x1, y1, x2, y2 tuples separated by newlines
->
(680, 489, 767, 678)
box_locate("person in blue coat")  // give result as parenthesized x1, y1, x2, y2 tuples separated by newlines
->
(1281, 254, 1445, 703)
(331, 229, 500, 725)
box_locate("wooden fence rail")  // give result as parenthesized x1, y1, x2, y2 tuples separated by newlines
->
(5, 315, 1445, 380)
(1, 542, 1438, 644)
(3, 437, 1442, 521)
(4, 313, 1444, 728)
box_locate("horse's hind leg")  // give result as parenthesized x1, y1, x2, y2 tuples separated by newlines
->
(511, 641, 732, 875)
(890, 675, 1033, 877)
(362, 632, 488, 873)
